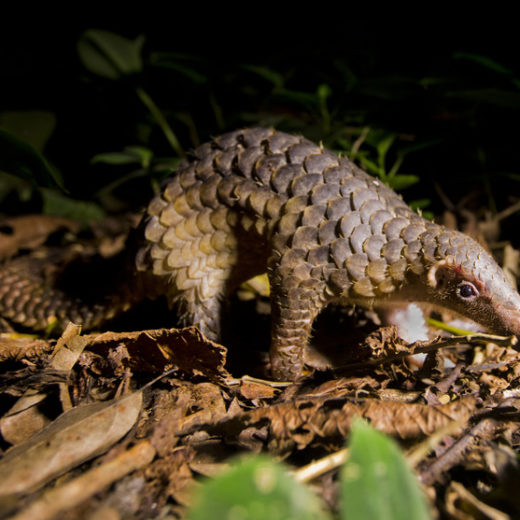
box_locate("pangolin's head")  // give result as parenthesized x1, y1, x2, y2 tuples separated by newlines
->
(419, 228, 520, 336)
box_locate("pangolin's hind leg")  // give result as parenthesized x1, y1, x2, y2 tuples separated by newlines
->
(138, 179, 268, 341)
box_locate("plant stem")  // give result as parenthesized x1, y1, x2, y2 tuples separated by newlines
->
(136, 87, 184, 157)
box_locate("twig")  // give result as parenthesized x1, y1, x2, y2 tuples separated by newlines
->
(419, 418, 498, 486)
(495, 199, 520, 222)
(337, 333, 517, 373)
(351, 126, 370, 156)
(446, 481, 510, 520)
(406, 419, 469, 469)
(291, 449, 348, 483)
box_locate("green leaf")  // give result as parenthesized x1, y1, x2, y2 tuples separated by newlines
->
(398, 138, 442, 156)
(453, 52, 512, 75)
(376, 134, 396, 165)
(242, 65, 285, 88)
(0, 129, 63, 189)
(92, 146, 153, 168)
(387, 174, 420, 190)
(150, 52, 208, 84)
(78, 29, 144, 79)
(40, 188, 105, 222)
(341, 420, 431, 520)
(274, 88, 320, 109)
(447, 88, 520, 108)
(0, 111, 56, 153)
(187, 455, 328, 520)
(409, 198, 431, 210)
(91, 152, 141, 166)
(418, 77, 452, 88)
(317, 83, 332, 102)
(356, 156, 380, 177)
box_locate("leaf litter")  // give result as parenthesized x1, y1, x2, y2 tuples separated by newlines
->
(1, 213, 520, 518)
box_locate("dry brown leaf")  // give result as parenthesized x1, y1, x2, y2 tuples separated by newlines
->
(144, 446, 196, 510)
(50, 323, 87, 372)
(0, 390, 142, 509)
(239, 380, 278, 400)
(86, 327, 230, 381)
(0, 393, 53, 446)
(0, 334, 50, 363)
(10, 440, 155, 520)
(0, 215, 79, 261)
(198, 395, 477, 455)
(0, 323, 87, 444)
(49, 323, 88, 410)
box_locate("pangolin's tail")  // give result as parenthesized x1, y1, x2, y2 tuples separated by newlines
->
(0, 243, 147, 333)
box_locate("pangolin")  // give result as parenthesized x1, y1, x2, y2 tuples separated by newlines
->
(1, 128, 520, 380)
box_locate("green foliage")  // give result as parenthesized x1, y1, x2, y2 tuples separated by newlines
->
(92, 146, 153, 168)
(77, 30, 145, 79)
(3, 28, 520, 230)
(150, 52, 208, 84)
(187, 456, 328, 520)
(186, 421, 431, 520)
(341, 420, 431, 520)
(346, 129, 437, 191)
(454, 52, 513, 76)
(0, 111, 56, 153)
(0, 128, 63, 190)
(40, 188, 105, 221)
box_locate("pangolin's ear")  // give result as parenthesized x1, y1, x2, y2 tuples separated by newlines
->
(427, 259, 456, 289)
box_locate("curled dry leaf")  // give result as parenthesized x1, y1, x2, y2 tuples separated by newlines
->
(0, 390, 142, 510)
(179, 395, 477, 455)
(86, 327, 230, 381)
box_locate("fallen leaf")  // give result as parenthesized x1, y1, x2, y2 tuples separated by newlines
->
(0, 323, 86, 444)
(0, 390, 142, 508)
(10, 440, 155, 520)
(0, 214, 79, 260)
(86, 327, 230, 381)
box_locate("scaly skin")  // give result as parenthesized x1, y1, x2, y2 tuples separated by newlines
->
(2, 128, 520, 379)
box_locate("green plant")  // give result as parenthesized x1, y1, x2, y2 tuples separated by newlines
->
(187, 420, 431, 520)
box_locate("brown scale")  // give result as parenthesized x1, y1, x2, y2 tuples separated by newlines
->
(3, 128, 520, 380)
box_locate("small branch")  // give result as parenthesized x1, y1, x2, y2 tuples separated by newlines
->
(495, 198, 520, 222)
(337, 333, 517, 373)
(419, 418, 498, 486)
(406, 419, 469, 469)
(292, 448, 348, 483)
(351, 126, 370, 156)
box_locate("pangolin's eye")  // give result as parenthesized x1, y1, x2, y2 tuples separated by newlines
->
(457, 281, 479, 300)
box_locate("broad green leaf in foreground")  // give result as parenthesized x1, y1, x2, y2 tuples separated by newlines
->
(187, 455, 328, 520)
(341, 420, 431, 520)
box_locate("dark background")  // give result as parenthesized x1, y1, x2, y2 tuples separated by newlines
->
(1, 18, 519, 241)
